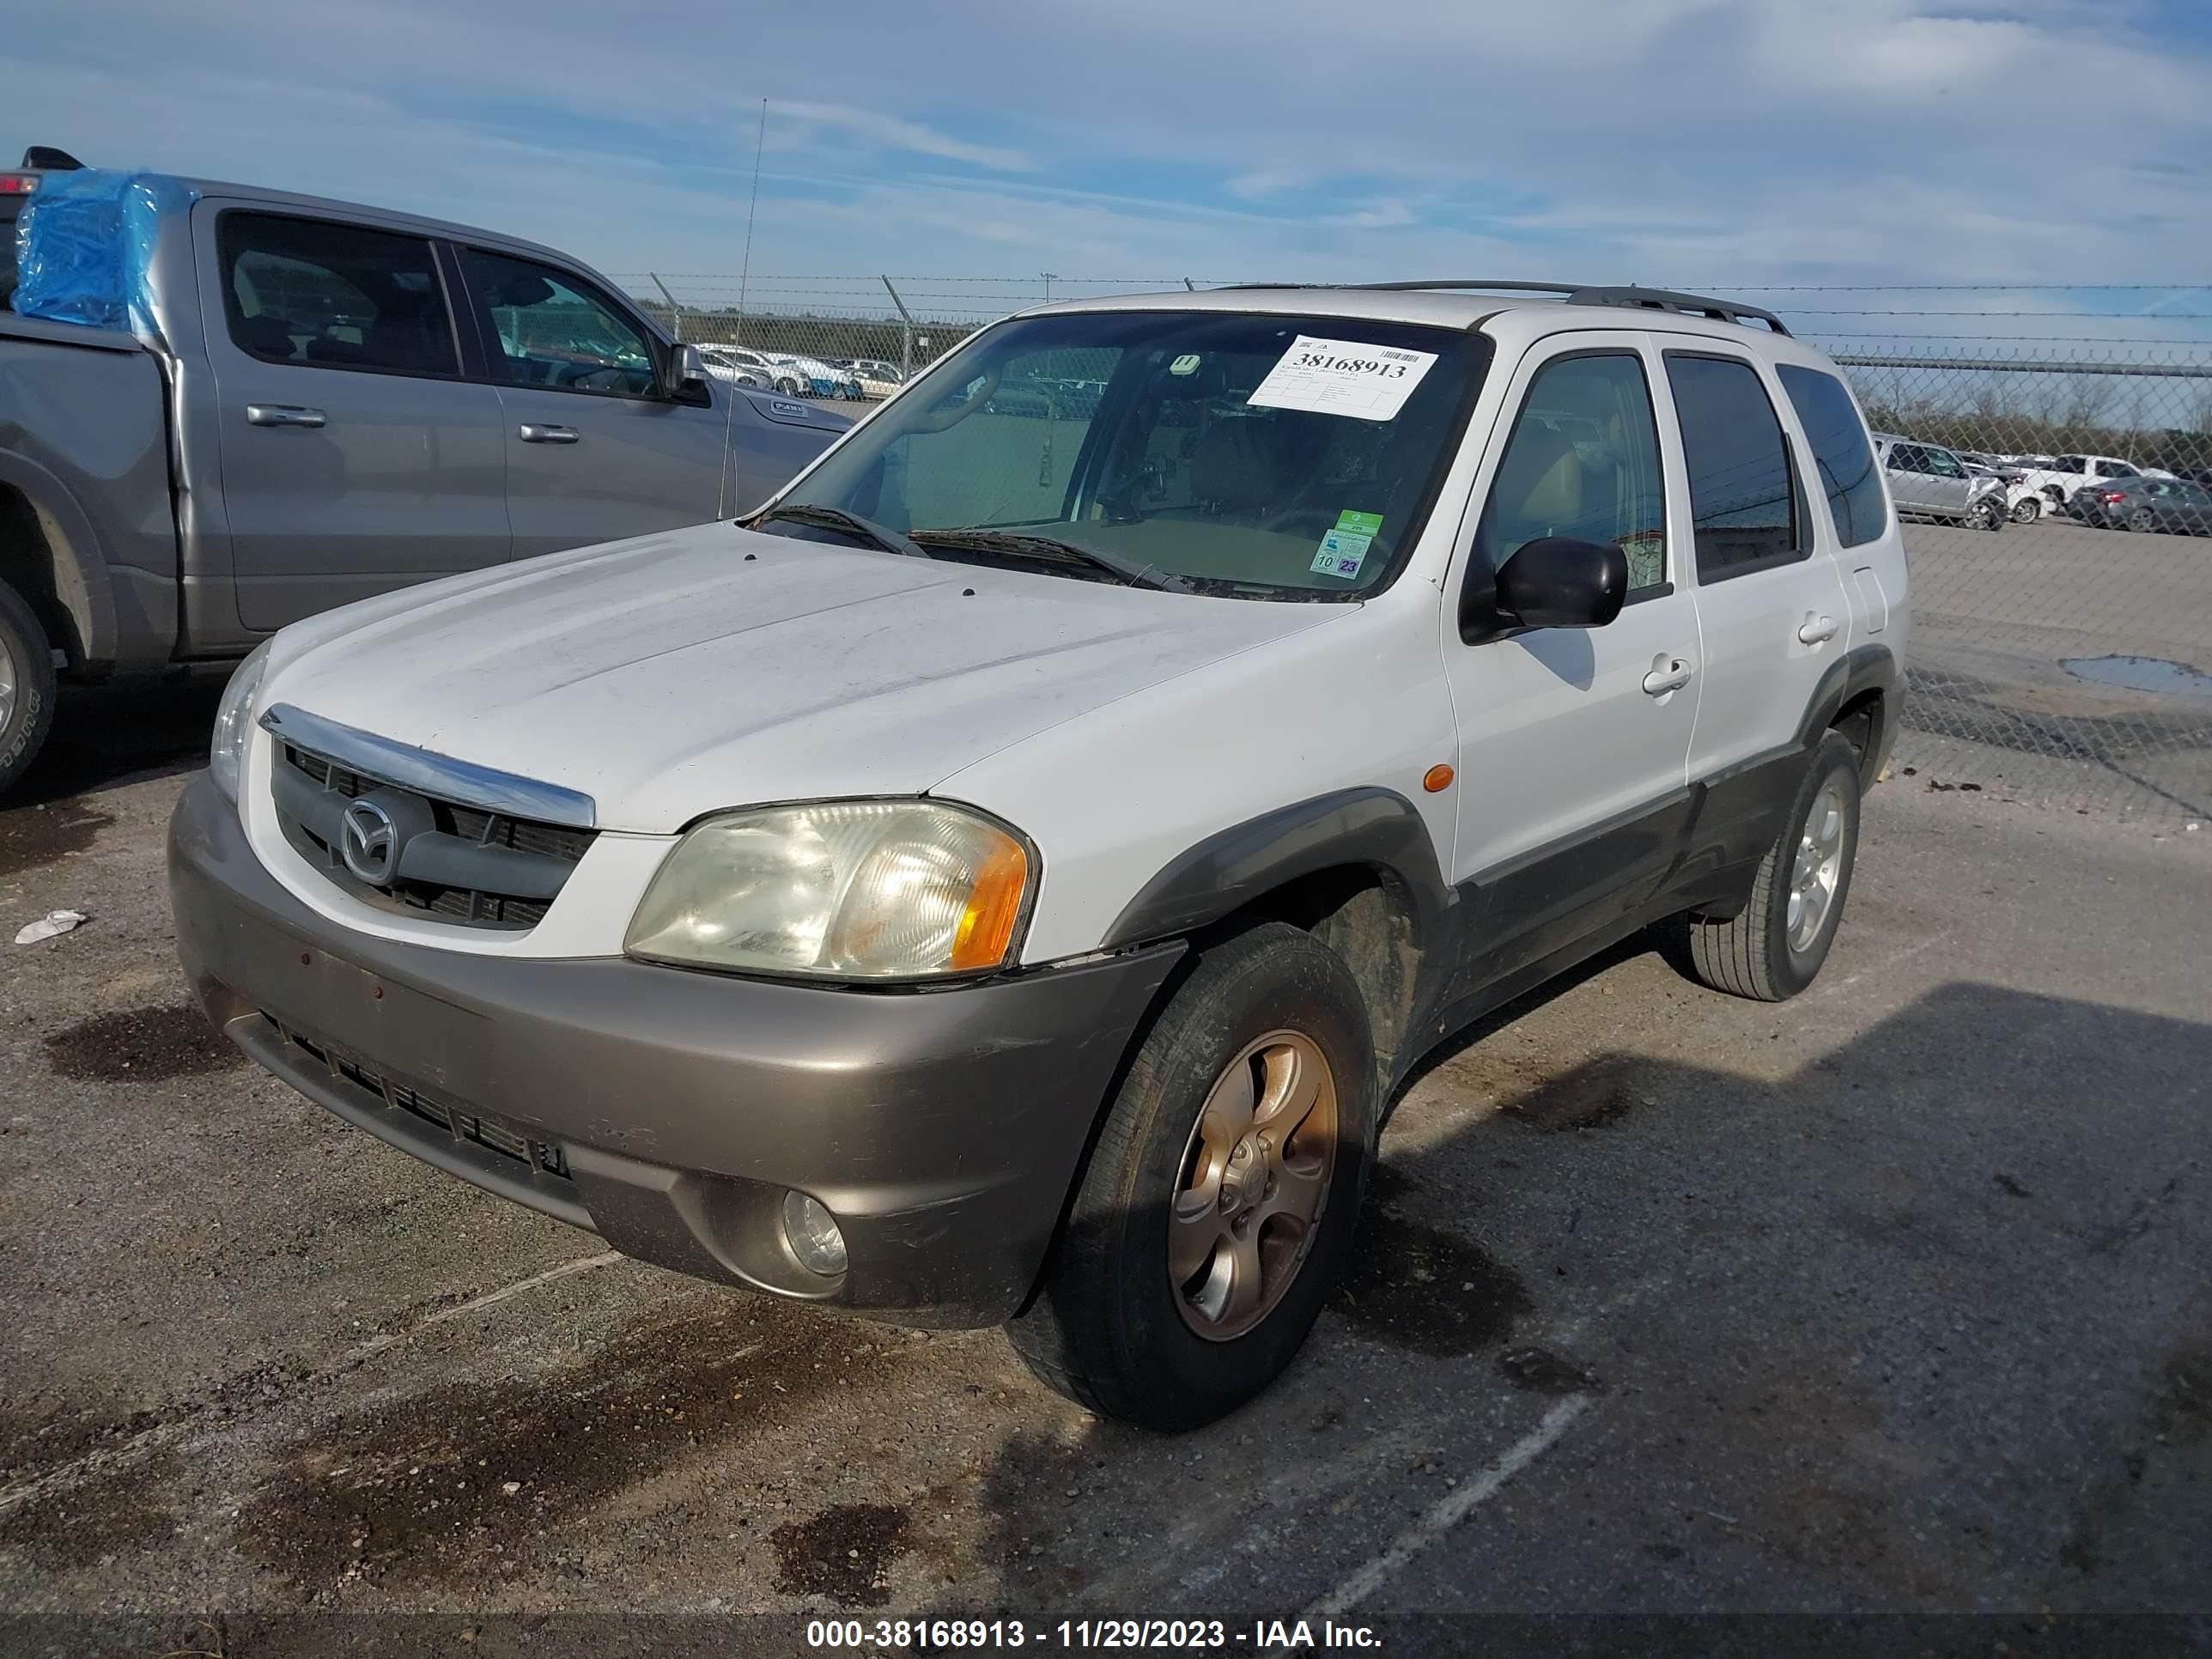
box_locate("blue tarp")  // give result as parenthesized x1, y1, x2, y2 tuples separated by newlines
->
(12, 169, 197, 334)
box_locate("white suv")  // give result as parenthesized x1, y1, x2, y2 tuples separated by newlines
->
(172, 282, 1907, 1429)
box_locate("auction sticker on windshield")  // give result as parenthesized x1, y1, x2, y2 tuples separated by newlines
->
(1249, 335, 1437, 421)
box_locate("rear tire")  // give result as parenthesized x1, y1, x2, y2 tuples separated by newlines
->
(2008, 496, 2040, 525)
(1007, 922, 1376, 1431)
(1676, 732, 1862, 1003)
(2128, 507, 2157, 534)
(0, 578, 59, 798)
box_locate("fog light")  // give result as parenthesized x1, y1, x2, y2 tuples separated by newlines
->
(781, 1189, 848, 1277)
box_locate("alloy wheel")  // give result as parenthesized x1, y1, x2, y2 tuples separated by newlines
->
(1787, 780, 1850, 955)
(1170, 1030, 1339, 1341)
(0, 631, 17, 734)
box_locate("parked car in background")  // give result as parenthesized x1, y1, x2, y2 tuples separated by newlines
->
(846, 358, 906, 398)
(171, 279, 1905, 1430)
(694, 343, 799, 392)
(2075, 476, 2212, 536)
(696, 347, 769, 389)
(0, 169, 848, 793)
(764, 351, 863, 399)
(1874, 434, 2007, 531)
(2012, 453, 2141, 516)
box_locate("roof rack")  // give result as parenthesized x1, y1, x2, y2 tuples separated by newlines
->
(1211, 279, 1790, 337)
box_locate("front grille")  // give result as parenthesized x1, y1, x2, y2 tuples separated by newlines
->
(276, 744, 595, 930)
(268, 1014, 572, 1183)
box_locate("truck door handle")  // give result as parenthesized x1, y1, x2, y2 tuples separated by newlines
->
(1797, 612, 1839, 646)
(1641, 654, 1695, 697)
(517, 423, 580, 444)
(245, 404, 325, 428)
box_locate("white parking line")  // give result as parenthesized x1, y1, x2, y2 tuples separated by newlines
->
(422, 1249, 624, 1323)
(1282, 1394, 1593, 1637)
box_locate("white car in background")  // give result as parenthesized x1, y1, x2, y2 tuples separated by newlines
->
(764, 352, 864, 399)
(695, 347, 770, 390)
(846, 358, 907, 399)
(2011, 453, 2142, 517)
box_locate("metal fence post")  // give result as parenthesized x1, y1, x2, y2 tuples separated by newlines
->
(648, 272, 683, 343)
(883, 276, 917, 380)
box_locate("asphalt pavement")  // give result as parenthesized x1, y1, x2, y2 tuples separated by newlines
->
(1, 683, 2207, 1657)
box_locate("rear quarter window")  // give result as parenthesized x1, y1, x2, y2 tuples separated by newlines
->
(1779, 365, 1888, 550)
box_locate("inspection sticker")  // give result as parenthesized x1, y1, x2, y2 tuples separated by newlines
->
(1249, 335, 1437, 421)
(1310, 509, 1384, 579)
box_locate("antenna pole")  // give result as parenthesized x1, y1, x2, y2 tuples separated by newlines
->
(720, 98, 769, 523)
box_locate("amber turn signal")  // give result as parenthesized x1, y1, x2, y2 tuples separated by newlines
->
(1423, 763, 1455, 793)
(950, 836, 1030, 970)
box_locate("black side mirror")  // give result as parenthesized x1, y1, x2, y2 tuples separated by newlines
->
(1463, 536, 1628, 641)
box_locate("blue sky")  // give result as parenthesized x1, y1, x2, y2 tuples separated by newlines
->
(12, 0, 2211, 331)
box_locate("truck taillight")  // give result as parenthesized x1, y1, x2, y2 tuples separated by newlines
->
(0, 174, 36, 195)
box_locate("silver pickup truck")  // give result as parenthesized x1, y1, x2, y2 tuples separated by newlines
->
(0, 169, 849, 793)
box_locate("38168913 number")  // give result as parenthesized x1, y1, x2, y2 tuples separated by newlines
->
(1294, 353, 1408, 377)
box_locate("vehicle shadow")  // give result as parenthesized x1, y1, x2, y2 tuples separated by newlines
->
(940, 977, 2210, 1626)
(11, 668, 232, 807)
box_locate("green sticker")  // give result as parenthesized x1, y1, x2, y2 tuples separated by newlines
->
(1310, 509, 1383, 579)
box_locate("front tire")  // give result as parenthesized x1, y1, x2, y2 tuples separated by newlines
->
(0, 578, 59, 798)
(2008, 496, 2041, 525)
(1972, 497, 2003, 532)
(1007, 922, 1376, 1430)
(1676, 732, 1862, 1003)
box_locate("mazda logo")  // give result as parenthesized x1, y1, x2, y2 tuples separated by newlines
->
(339, 799, 398, 885)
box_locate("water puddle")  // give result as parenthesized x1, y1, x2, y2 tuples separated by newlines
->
(2060, 655, 2212, 700)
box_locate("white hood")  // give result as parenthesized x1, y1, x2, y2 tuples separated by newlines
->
(264, 525, 1349, 832)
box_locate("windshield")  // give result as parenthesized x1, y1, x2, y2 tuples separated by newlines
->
(763, 309, 1490, 599)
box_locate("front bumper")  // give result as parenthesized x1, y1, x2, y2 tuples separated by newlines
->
(169, 774, 1181, 1327)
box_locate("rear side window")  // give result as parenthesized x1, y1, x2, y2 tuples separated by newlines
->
(1778, 367, 1886, 547)
(219, 212, 458, 375)
(1664, 353, 1804, 579)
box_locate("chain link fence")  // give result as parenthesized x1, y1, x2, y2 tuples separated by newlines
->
(611, 274, 2212, 823)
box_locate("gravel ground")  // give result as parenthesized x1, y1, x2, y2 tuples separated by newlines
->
(1, 683, 2207, 1657)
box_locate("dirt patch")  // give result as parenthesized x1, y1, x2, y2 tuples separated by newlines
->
(235, 1297, 898, 1589)
(771, 1502, 913, 1607)
(1446, 1047, 1651, 1132)
(1334, 1167, 1530, 1357)
(0, 802, 112, 879)
(0, 1450, 181, 1572)
(1499, 1345, 1602, 1395)
(44, 1005, 244, 1082)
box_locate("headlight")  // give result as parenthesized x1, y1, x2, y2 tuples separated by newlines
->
(209, 641, 272, 803)
(625, 800, 1031, 980)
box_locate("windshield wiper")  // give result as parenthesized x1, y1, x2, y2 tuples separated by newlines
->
(754, 503, 930, 560)
(908, 527, 1193, 593)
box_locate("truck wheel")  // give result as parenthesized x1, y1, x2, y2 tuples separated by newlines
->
(1972, 497, 2003, 532)
(2009, 496, 2040, 525)
(0, 579, 59, 797)
(1675, 732, 1862, 1003)
(1007, 921, 1376, 1430)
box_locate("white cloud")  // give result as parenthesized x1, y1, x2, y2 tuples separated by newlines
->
(767, 101, 1035, 173)
(6, 0, 2209, 295)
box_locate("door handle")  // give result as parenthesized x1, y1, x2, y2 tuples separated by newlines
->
(1641, 654, 1695, 697)
(517, 423, 580, 444)
(1797, 612, 1839, 646)
(245, 404, 325, 428)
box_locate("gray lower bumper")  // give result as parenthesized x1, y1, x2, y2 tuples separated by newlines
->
(167, 774, 1181, 1327)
